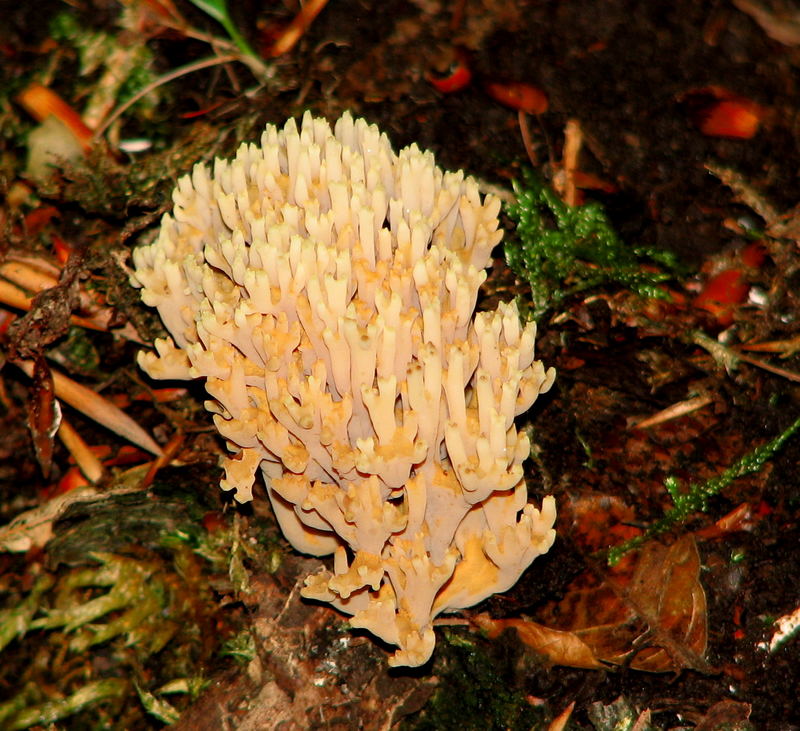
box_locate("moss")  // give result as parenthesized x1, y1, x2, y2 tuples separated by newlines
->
(606, 411, 800, 565)
(0, 468, 241, 729)
(404, 631, 548, 731)
(505, 169, 682, 319)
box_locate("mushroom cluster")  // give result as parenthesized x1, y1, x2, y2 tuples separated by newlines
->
(131, 112, 556, 667)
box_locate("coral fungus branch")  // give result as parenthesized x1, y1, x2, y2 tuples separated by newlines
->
(132, 112, 556, 666)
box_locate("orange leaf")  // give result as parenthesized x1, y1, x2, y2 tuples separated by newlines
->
(23, 205, 60, 235)
(51, 465, 91, 498)
(694, 268, 749, 325)
(485, 81, 548, 114)
(267, 0, 329, 57)
(699, 99, 762, 139)
(740, 241, 766, 269)
(133, 387, 188, 403)
(681, 86, 764, 139)
(694, 502, 756, 539)
(16, 83, 94, 151)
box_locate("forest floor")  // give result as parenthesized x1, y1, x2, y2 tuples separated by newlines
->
(1, 1, 799, 729)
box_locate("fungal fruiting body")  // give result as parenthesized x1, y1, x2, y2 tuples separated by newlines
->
(131, 111, 556, 667)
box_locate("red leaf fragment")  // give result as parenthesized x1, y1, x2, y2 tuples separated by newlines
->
(52, 465, 90, 497)
(693, 241, 767, 325)
(202, 511, 227, 533)
(52, 235, 73, 266)
(179, 100, 226, 119)
(694, 268, 749, 324)
(23, 205, 60, 236)
(740, 241, 766, 268)
(694, 502, 757, 539)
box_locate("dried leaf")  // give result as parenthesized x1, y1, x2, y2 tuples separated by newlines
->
(473, 613, 605, 669)
(27, 356, 61, 477)
(548, 535, 709, 672)
(617, 535, 708, 671)
(694, 700, 752, 731)
(492, 535, 709, 672)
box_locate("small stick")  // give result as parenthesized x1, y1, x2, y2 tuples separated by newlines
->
(562, 119, 582, 207)
(631, 394, 714, 430)
(268, 0, 330, 57)
(15, 360, 163, 456)
(57, 417, 104, 483)
(518, 110, 538, 167)
(140, 432, 184, 489)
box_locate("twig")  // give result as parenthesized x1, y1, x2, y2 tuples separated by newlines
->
(562, 118, 582, 207)
(15, 360, 163, 456)
(735, 351, 800, 383)
(692, 330, 800, 383)
(140, 432, 184, 489)
(631, 394, 713, 430)
(268, 0, 330, 57)
(705, 163, 781, 227)
(518, 110, 538, 167)
(57, 417, 104, 483)
(740, 335, 800, 357)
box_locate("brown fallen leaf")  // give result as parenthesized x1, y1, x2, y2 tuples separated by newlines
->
(479, 535, 709, 673)
(27, 355, 60, 477)
(473, 613, 605, 669)
(693, 699, 752, 730)
(552, 534, 709, 672)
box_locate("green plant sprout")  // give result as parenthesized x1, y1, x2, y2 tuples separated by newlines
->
(606, 412, 800, 565)
(505, 169, 681, 318)
(187, 0, 261, 62)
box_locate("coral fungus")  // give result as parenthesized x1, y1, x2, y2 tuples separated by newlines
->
(132, 112, 556, 666)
